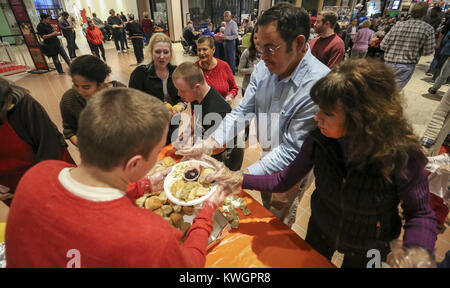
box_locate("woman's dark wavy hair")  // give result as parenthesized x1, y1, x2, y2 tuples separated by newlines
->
(257, 2, 310, 51)
(310, 59, 426, 181)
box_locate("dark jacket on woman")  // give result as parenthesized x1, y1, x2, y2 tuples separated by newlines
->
(309, 129, 403, 255)
(128, 63, 181, 105)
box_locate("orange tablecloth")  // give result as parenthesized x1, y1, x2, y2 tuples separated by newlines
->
(159, 145, 335, 268)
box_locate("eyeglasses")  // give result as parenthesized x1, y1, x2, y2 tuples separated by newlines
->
(255, 43, 284, 55)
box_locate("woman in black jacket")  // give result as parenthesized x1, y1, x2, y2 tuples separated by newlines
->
(129, 33, 186, 144)
(0, 77, 74, 201)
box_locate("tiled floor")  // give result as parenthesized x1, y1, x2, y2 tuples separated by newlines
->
(4, 29, 450, 267)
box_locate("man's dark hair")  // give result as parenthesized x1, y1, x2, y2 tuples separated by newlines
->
(92, 13, 97, 17)
(40, 13, 50, 21)
(69, 55, 111, 84)
(62, 12, 69, 17)
(258, 2, 310, 50)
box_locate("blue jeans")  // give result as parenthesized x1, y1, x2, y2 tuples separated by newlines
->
(223, 39, 236, 73)
(386, 62, 416, 90)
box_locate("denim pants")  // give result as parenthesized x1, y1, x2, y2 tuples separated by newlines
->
(113, 31, 125, 51)
(386, 62, 416, 90)
(65, 32, 77, 59)
(223, 39, 236, 73)
(51, 42, 71, 73)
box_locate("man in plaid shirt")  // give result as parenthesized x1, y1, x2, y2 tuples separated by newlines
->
(381, 2, 435, 89)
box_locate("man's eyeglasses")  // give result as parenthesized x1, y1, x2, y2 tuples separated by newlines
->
(255, 43, 284, 55)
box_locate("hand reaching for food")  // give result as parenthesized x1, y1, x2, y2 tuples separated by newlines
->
(147, 167, 172, 192)
(197, 154, 243, 192)
(204, 182, 233, 208)
(175, 137, 220, 159)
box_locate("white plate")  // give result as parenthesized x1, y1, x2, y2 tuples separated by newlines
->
(164, 160, 217, 206)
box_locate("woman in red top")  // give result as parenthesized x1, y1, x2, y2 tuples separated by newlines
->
(85, 19, 106, 61)
(195, 36, 238, 105)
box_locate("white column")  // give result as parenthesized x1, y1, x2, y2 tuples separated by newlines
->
(167, 0, 183, 42)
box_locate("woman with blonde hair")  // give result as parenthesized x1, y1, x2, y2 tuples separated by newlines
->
(129, 33, 186, 144)
(202, 59, 437, 267)
(351, 19, 375, 59)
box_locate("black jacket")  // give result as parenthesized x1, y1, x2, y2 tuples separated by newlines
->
(128, 63, 181, 105)
(126, 21, 144, 38)
(309, 129, 402, 255)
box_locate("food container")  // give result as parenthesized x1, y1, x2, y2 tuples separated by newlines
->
(164, 160, 217, 206)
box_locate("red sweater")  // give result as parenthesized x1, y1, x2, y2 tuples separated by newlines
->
(5, 160, 216, 268)
(310, 34, 345, 69)
(196, 58, 238, 98)
(86, 25, 104, 45)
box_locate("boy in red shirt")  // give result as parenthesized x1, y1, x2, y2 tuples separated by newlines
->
(5, 88, 229, 268)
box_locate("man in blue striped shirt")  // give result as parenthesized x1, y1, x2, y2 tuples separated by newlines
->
(177, 3, 330, 226)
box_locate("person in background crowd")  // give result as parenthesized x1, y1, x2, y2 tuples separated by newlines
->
(350, 3, 364, 22)
(6, 87, 232, 268)
(103, 20, 112, 41)
(238, 25, 260, 96)
(0, 77, 74, 200)
(214, 21, 226, 34)
(214, 26, 226, 61)
(310, 10, 345, 68)
(58, 12, 77, 60)
(120, 11, 128, 22)
(203, 59, 437, 268)
(173, 63, 244, 171)
(129, 33, 186, 144)
(141, 12, 154, 46)
(345, 18, 358, 56)
(380, 2, 435, 90)
(126, 14, 145, 65)
(108, 9, 127, 53)
(426, 20, 450, 77)
(195, 36, 238, 105)
(183, 23, 198, 55)
(369, 18, 380, 32)
(60, 56, 126, 147)
(424, 5, 443, 31)
(429, 31, 450, 95)
(177, 3, 330, 227)
(92, 13, 106, 42)
(422, 88, 450, 156)
(241, 26, 253, 48)
(351, 20, 375, 59)
(85, 19, 106, 62)
(37, 13, 71, 75)
(202, 23, 215, 39)
(222, 11, 239, 74)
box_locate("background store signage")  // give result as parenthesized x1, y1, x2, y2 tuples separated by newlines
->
(7, 0, 49, 70)
(392, 0, 402, 10)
